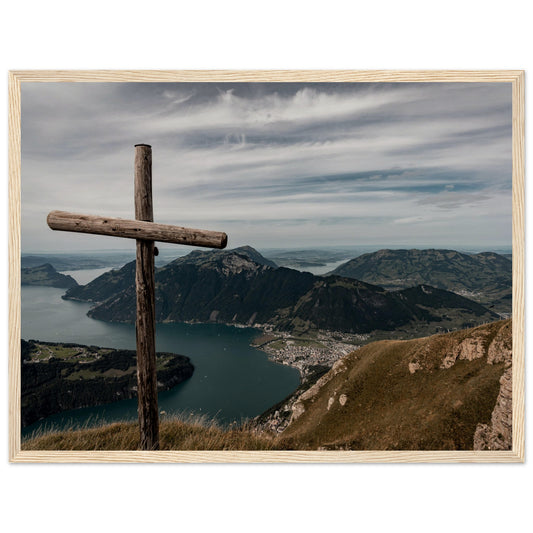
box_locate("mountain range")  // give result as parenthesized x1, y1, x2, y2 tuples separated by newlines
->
(64, 246, 499, 335)
(329, 248, 511, 314)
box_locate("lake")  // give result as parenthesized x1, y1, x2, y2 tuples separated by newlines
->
(21, 269, 300, 436)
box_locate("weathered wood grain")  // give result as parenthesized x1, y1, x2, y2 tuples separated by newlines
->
(134, 144, 159, 451)
(46, 211, 228, 248)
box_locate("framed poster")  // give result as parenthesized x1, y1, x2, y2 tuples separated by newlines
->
(8, 70, 524, 462)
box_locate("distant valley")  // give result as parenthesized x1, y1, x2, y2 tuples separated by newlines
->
(262, 249, 351, 271)
(21, 250, 179, 271)
(22, 254, 121, 271)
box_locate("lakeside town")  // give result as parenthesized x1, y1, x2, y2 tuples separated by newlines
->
(246, 326, 368, 434)
(251, 325, 369, 378)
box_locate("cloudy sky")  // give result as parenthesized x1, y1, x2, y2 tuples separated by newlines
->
(21, 82, 512, 253)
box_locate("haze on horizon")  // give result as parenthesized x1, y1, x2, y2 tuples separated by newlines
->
(21, 82, 512, 253)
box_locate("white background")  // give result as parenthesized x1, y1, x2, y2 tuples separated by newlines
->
(1, 1, 530, 531)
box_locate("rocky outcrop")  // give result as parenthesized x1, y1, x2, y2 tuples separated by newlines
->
(487, 321, 513, 364)
(474, 368, 513, 450)
(251, 364, 331, 434)
(408, 319, 512, 374)
(290, 358, 348, 422)
(440, 335, 487, 369)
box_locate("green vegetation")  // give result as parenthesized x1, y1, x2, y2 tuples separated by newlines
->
(21, 340, 194, 427)
(250, 333, 278, 347)
(27, 342, 109, 362)
(266, 340, 286, 351)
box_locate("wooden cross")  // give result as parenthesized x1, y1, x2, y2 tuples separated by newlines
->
(47, 144, 227, 450)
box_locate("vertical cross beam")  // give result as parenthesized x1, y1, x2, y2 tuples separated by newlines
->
(47, 144, 228, 451)
(134, 144, 159, 450)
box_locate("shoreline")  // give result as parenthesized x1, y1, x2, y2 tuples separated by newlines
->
(249, 325, 367, 379)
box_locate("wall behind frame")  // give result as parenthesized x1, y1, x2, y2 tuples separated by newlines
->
(0, 2, 530, 533)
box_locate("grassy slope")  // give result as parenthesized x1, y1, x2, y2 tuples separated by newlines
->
(279, 319, 511, 450)
(22, 320, 510, 451)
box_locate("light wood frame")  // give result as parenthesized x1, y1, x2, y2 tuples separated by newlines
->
(8, 70, 525, 463)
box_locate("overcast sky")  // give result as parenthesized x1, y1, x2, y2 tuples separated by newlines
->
(21, 82, 512, 253)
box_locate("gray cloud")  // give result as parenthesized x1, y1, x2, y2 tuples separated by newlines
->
(21, 82, 512, 251)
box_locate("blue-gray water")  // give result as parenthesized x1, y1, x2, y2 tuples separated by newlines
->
(21, 273, 300, 436)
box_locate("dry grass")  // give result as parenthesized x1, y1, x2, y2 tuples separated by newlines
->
(280, 320, 510, 450)
(22, 414, 285, 451)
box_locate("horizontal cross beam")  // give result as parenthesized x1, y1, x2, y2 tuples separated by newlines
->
(47, 210, 228, 249)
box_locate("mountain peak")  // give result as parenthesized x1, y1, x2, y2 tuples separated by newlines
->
(169, 245, 277, 270)
(231, 246, 278, 268)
